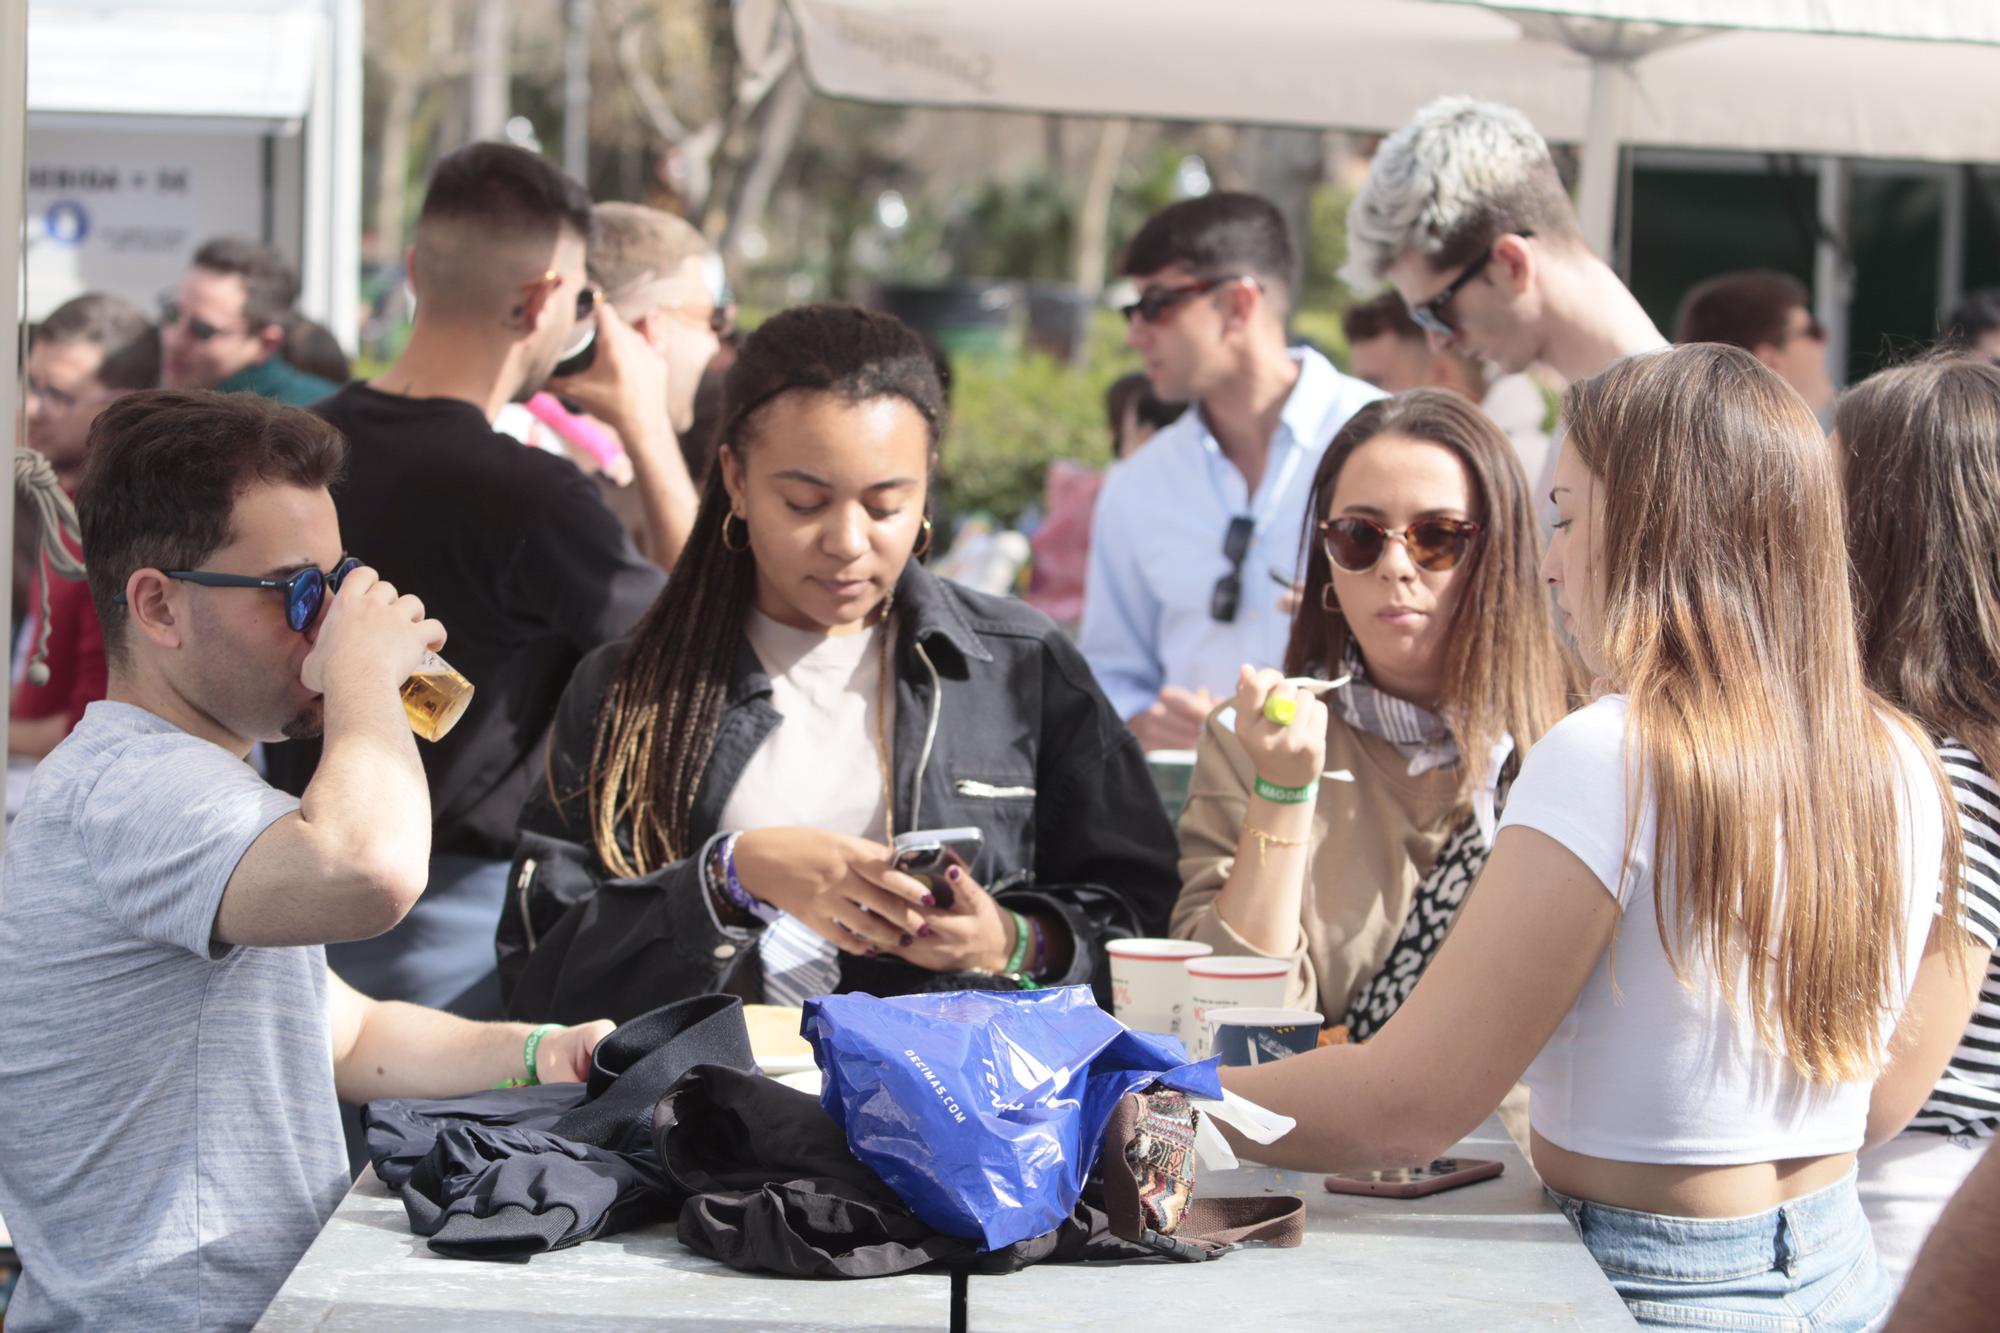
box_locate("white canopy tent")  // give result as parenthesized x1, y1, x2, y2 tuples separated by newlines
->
(739, 0, 2000, 262)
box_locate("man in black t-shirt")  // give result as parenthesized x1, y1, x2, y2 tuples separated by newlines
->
(264, 143, 674, 1016)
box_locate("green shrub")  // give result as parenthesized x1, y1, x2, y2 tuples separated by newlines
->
(940, 348, 1118, 528)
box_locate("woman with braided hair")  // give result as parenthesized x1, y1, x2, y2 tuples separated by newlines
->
(496, 304, 1179, 1022)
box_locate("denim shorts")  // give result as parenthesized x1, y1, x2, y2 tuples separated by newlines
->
(1544, 1169, 1890, 1331)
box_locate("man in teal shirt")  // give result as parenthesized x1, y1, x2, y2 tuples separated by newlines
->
(160, 237, 339, 405)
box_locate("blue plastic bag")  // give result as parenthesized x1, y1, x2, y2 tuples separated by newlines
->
(801, 986, 1221, 1251)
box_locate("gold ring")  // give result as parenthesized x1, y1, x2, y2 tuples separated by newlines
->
(1262, 695, 1297, 726)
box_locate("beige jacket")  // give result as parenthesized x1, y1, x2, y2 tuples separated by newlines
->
(1171, 707, 1465, 1022)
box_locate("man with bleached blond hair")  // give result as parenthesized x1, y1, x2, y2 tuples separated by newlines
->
(1346, 96, 1663, 385)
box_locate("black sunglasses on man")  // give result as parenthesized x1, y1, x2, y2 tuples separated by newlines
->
(1406, 230, 1533, 339)
(1121, 275, 1259, 326)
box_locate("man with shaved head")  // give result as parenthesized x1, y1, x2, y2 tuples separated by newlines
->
(262, 142, 671, 1017)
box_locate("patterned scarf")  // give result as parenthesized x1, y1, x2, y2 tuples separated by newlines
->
(1331, 642, 1512, 841)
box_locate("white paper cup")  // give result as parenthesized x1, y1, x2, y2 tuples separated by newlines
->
(1184, 955, 1293, 1058)
(1106, 938, 1214, 1038)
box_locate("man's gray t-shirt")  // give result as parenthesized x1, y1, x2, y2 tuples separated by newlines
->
(0, 702, 347, 1331)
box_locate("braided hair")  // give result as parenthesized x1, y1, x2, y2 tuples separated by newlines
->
(586, 304, 948, 876)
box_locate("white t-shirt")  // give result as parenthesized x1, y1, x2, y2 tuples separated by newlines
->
(1498, 695, 1946, 1165)
(720, 611, 894, 1000)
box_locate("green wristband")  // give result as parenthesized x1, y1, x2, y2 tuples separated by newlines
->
(1003, 909, 1032, 974)
(1253, 776, 1319, 805)
(523, 1022, 565, 1086)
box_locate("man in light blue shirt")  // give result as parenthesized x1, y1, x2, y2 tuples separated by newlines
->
(1082, 192, 1383, 750)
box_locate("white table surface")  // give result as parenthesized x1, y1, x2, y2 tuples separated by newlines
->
(257, 1114, 1633, 1331)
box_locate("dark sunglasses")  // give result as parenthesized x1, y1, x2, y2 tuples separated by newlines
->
(115, 556, 363, 632)
(1210, 515, 1256, 623)
(1406, 230, 1531, 338)
(158, 297, 240, 344)
(1320, 516, 1481, 574)
(1121, 275, 1254, 325)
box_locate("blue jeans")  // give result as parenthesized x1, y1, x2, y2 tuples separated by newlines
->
(1545, 1170, 1890, 1331)
(326, 853, 507, 1018)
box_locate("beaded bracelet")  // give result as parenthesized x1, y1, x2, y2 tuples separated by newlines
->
(719, 833, 757, 915)
(700, 832, 750, 927)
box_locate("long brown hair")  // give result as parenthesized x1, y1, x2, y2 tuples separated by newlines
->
(1285, 389, 1568, 803)
(1840, 354, 2000, 780)
(584, 305, 948, 876)
(1564, 344, 1959, 1084)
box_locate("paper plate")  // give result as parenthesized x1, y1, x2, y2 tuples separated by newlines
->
(745, 1003, 816, 1076)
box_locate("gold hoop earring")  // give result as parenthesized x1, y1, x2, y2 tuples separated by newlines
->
(913, 516, 933, 560)
(1320, 584, 1342, 615)
(721, 511, 751, 553)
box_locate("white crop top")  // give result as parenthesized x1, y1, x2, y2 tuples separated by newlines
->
(1497, 696, 1946, 1166)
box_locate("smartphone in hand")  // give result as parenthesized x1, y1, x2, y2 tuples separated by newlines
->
(891, 827, 983, 910)
(1322, 1158, 1503, 1199)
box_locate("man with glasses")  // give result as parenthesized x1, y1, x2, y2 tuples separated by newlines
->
(0, 389, 613, 1330)
(1674, 270, 1836, 415)
(161, 237, 337, 405)
(13, 293, 159, 762)
(1080, 192, 1382, 752)
(261, 142, 670, 1018)
(546, 200, 726, 567)
(1344, 97, 1664, 387)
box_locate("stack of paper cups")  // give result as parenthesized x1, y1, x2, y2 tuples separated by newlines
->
(1106, 939, 1214, 1041)
(1185, 955, 1293, 1058)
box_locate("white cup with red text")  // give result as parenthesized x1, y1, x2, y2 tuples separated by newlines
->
(1106, 939, 1214, 1045)
(1185, 955, 1293, 1059)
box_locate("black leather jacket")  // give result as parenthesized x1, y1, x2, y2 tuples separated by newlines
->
(496, 564, 1179, 1024)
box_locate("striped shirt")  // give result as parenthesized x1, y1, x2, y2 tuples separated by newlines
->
(1909, 738, 2000, 1138)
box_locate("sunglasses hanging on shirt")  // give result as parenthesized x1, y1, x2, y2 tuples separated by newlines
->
(1210, 515, 1256, 622)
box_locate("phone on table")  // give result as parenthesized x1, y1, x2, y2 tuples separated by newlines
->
(1322, 1157, 1503, 1199)
(891, 827, 983, 911)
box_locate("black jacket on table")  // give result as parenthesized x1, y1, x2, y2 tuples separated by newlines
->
(496, 562, 1180, 1024)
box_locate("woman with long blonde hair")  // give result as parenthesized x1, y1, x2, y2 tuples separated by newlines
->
(1222, 344, 1963, 1330)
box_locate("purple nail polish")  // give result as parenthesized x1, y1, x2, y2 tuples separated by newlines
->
(918, 924, 932, 938)
(900, 932, 914, 947)
(946, 866, 962, 882)
(922, 893, 937, 907)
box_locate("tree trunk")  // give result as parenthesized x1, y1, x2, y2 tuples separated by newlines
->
(1073, 117, 1130, 296)
(373, 78, 418, 265)
(717, 65, 809, 263)
(469, 0, 510, 139)
(1237, 125, 1323, 290)
(562, 0, 593, 181)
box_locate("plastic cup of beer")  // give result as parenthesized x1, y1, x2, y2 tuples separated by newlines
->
(400, 650, 474, 742)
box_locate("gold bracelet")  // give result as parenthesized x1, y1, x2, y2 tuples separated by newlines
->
(1243, 824, 1308, 866)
